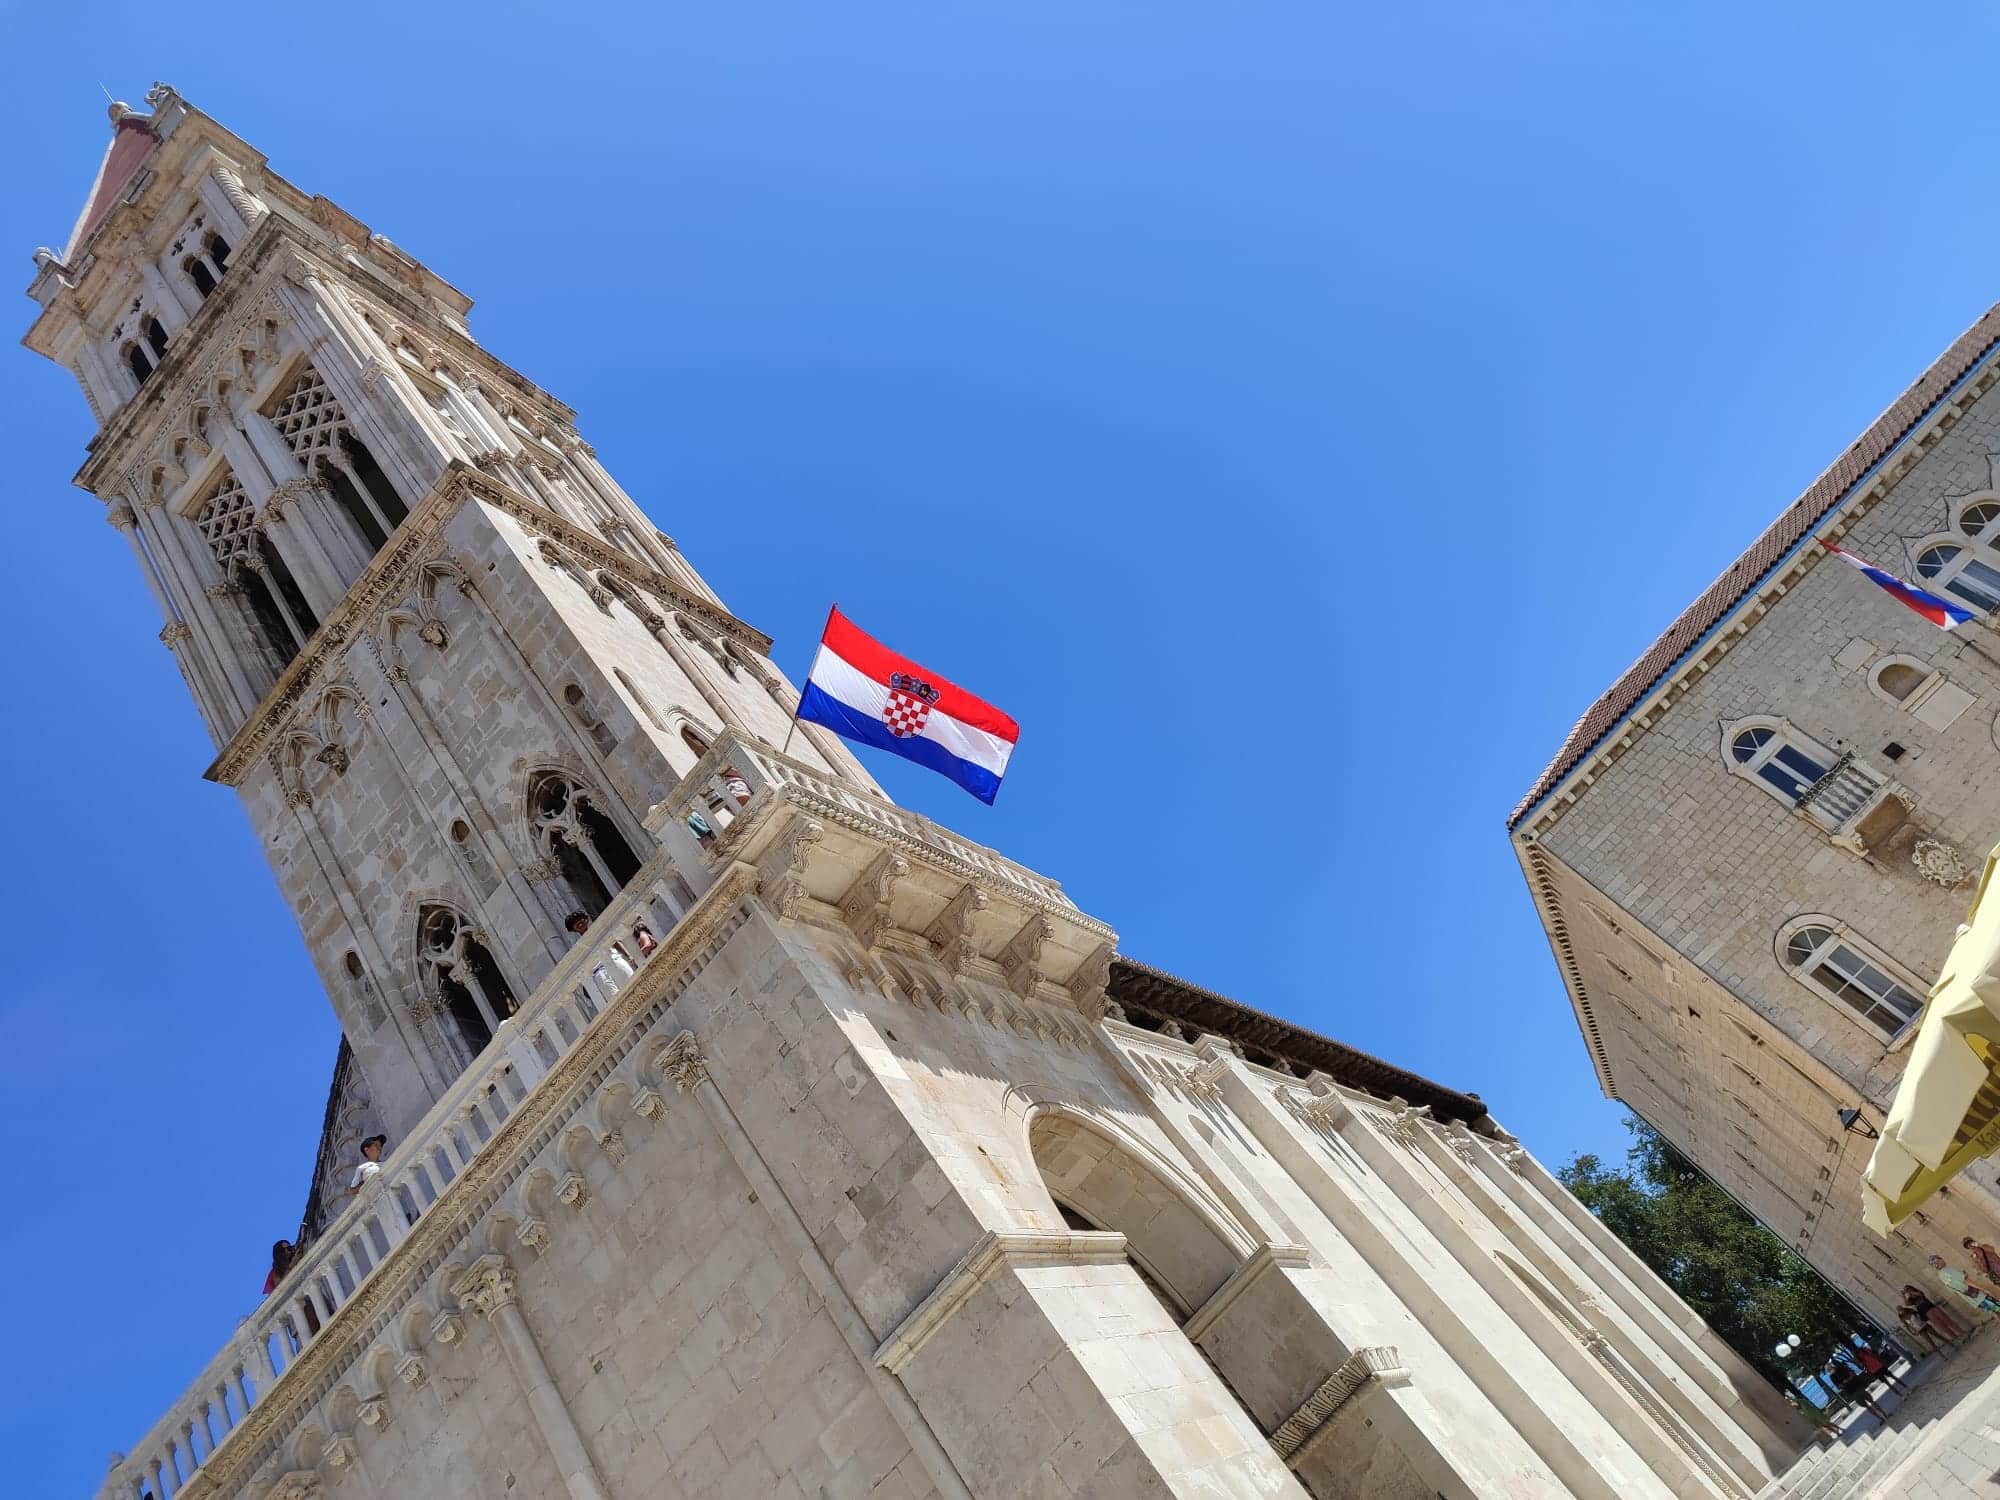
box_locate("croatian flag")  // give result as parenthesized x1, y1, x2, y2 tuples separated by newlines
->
(1824, 544, 1976, 630)
(797, 608, 1020, 804)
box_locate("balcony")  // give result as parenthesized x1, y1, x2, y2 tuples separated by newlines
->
(99, 736, 1113, 1500)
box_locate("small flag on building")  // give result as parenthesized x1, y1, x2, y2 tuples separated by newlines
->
(798, 607, 1020, 804)
(1823, 544, 1976, 630)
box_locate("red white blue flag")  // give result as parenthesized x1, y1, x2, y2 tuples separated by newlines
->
(798, 608, 1020, 804)
(1824, 544, 1976, 630)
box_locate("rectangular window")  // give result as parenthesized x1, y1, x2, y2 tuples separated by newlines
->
(1758, 743, 1827, 799)
(1813, 945, 1921, 1033)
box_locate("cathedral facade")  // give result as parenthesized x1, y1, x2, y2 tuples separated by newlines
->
(28, 87, 1805, 1500)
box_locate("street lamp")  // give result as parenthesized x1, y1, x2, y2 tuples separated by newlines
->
(1837, 1107, 1880, 1140)
(1774, 1334, 1803, 1360)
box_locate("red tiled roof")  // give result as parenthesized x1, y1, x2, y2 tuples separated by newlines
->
(64, 112, 160, 259)
(1509, 304, 2000, 831)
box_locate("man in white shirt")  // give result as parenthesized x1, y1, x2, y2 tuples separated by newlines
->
(348, 1134, 387, 1195)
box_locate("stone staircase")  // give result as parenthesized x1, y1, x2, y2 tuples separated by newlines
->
(1753, 1326, 2000, 1500)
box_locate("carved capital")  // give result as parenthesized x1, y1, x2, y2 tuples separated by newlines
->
(269, 1472, 322, 1500)
(356, 1395, 390, 1430)
(159, 620, 194, 646)
(451, 1254, 519, 1318)
(395, 1353, 429, 1388)
(429, 1310, 465, 1345)
(1271, 1346, 1409, 1460)
(417, 617, 448, 649)
(516, 1217, 551, 1256)
(1066, 940, 1114, 1019)
(599, 1131, 628, 1168)
(204, 580, 242, 599)
(556, 1173, 590, 1210)
(659, 1030, 709, 1093)
(631, 1087, 666, 1122)
(323, 1435, 357, 1471)
(105, 502, 137, 531)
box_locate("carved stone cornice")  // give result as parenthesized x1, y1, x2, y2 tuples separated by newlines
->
(875, 1230, 1129, 1375)
(755, 815, 824, 922)
(1272, 1346, 1409, 1461)
(204, 463, 770, 787)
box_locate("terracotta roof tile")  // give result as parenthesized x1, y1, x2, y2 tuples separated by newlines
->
(1509, 305, 2000, 831)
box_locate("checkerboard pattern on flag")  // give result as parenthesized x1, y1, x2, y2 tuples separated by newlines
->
(797, 608, 1019, 803)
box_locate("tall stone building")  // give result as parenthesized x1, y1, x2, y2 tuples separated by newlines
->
(29, 86, 1806, 1500)
(1511, 304, 2000, 1330)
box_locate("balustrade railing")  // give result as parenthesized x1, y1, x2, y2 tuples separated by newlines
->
(665, 730, 1075, 910)
(101, 857, 694, 1500)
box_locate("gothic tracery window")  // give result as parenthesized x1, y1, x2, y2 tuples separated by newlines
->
(267, 364, 409, 555)
(416, 905, 517, 1060)
(195, 471, 319, 672)
(529, 771, 641, 918)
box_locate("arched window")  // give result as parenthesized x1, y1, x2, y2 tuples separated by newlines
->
(124, 342, 153, 384)
(416, 905, 517, 1060)
(194, 473, 320, 672)
(184, 256, 217, 298)
(267, 364, 409, 560)
(1916, 544, 2000, 613)
(560, 683, 618, 755)
(143, 315, 169, 359)
(1780, 919, 1925, 1038)
(529, 772, 642, 918)
(205, 230, 230, 272)
(1728, 724, 1830, 802)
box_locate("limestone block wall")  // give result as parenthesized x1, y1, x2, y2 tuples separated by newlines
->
(1524, 374, 2000, 1321)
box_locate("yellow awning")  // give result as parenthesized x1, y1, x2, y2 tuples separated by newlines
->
(1863, 843, 2000, 1233)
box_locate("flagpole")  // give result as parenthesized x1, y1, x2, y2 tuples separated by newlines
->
(778, 602, 838, 761)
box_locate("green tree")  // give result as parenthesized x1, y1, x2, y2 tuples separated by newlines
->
(1560, 1116, 1868, 1398)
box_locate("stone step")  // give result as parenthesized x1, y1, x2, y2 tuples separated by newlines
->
(1800, 1423, 1925, 1500)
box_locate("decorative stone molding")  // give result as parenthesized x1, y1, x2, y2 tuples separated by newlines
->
(1913, 837, 1970, 887)
(875, 1230, 1129, 1374)
(927, 884, 989, 975)
(556, 1173, 590, 1210)
(428, 1310, 464, 1346)
(515, 1217, 550, 1256)
(1298, 1076, 1351, 1129)
(394, 1354, 428, 1389)
(1271, 1346, 1410, 1461)
(322, 1434, 357, 1471)
(1182, 1242, 1311, 1345)
(1066, 940, 1115, 1019)
(268, 1472, 321, 1500)
(755, 815, 824, 921)
(356, 1395, 390, 1430)
(106, 501, 137, 531)
(840, 849, 909, 950)
(159, 620, 194, 646)
(659, 1030, 709, 1093)
(417, 617, 447, 649)
(1497, 1144, 1531, 1176)
(452, 1255, 519, 1318)
(630, 1087, 665, 1121)
(1000, 913, 1055, 998)
(599, 1131, 628, 1168)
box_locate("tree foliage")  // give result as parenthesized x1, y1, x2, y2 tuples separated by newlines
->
(1559, 1116, 1867, 1392)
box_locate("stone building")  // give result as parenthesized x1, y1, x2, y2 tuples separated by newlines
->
(28, 86, 1806, 1500)
(1510, 302, 2000, 1331)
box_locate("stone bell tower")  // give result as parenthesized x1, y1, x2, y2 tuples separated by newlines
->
(32, 85, 1814, 1500)
(24, 83, 881, 1138)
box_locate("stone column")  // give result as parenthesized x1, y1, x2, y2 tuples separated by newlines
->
(451, 1255, 610, 1500)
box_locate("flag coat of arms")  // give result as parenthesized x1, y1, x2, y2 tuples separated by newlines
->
(797, 608, 1019, 803)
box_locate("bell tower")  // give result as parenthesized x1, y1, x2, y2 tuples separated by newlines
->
(24, 83, 880, 1137)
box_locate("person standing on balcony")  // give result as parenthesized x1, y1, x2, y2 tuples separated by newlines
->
(262, 1239, 297, 1297)
(631, 922, 658, 957)
(347, 1134, 387, 1196)
(566, 911, 634, 990)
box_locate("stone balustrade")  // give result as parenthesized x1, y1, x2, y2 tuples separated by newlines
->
(657, 729, 1077, 913)
(98, 857, 693, 1500)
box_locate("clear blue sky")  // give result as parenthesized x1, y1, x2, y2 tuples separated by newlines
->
(4, 3, 1998, 1490)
